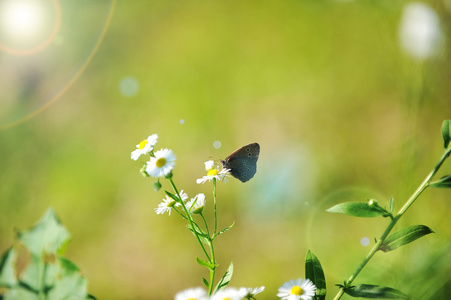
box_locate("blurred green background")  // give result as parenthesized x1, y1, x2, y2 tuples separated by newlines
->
(1, 0, 451, 299)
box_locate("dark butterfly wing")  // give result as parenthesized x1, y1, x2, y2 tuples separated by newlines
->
(221, 143, 260, 182)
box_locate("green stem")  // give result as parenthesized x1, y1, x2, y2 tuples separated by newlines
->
(168, 178, 211, 262)
(213, 178, 218, 235)
(208, 178, 218, 296)
(333, 147, 451, 300)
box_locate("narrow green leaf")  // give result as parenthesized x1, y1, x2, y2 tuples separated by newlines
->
(213, 262, 233, 294)
(214, 222, 235, 238)
(164, 191, 179, 202)
(196, 257, 215, 270)
(187, 224, 210, 245)
(202, 277, 209, 288)
(379, 225, 434, 252)
(388, 197, 394, 213)
(327, 202, 385, 218)
(17, 208, 70, 257)
(441, 120, 451, 149)
(429, 175, 451, 188)
(305, 251, 326, 300)
(344, 284, 409, 299)
(0, 247, 17, 287)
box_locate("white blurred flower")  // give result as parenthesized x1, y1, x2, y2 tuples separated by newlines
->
(196, 160, 229, 184)
(210, 288, 241, 300)
(399, 2, 443, 60)
(146, 148, 176, 178)
(175, 287, 208, 300)
(239, 286, 265, 299)
(277, 278, 316, 300)
(131, 134, 158, 160)
(155, 195, 180, 215)
(155, 191, 186, 216)
(186, 193, 206, 214)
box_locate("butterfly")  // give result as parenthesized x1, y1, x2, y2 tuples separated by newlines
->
(221, 143, 260, 182)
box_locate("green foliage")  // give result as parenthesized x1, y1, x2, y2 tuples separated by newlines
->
(342, 284, 409, 299)
(441, 120, 451, 149)
(0, 248, 17, 287)
(305, 251, 326, 300)
(429, 175, 451, 188)
(0, 208, 93, 300)
(196, 257, 216, 270)
(378, 225, 434, 253)
(213, 262, 233, 294)
(327, 201, 391, 218)
(214, 222, 235, 238)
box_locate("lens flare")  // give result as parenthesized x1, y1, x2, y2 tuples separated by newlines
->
(0, 0, 61, 55)
(0, 0, 44, 39)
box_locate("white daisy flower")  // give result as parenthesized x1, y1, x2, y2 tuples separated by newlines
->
(178, 190, 189, 202)
(277, 278, 316, 300)
(155, 195, 180, 215)
(175, 287, 208, 300)
(146, 148, 176, 178)
(155, 190, 187, 215)
(131, 134, 158, 160)
(186, 193, 206, 214)
(196, 160, 230, 184)
(210, 287, 241, 300)
(239, 286, 265, 299)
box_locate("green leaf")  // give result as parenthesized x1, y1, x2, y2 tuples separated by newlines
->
(196, 257, 215, 270)
(213, 262, 233, 294)
(17, 208, 70, 257)
(379, 225, 434, 252)
(20, 256, 45, 292)
(214, 222, 235, 238)
(2, 285, 39, 300)
(47, 257, 90, 300)
(305, 251, 326, 300)
(327, 202, 385, 218)
(187, 224, 210, 245)
(202, 277, 209, 288)
(344, 284, 409, 299)
(0, 247, 18, 287)
(429, 175, 451, 188)
(441, 120, 451, 149)
(388, 197, 394, 213)
(164, 191, 179, 202)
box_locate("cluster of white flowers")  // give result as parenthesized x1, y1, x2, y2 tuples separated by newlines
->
(131, 135, 231, 215)
(175, 286, 265, 300)
(131, 135, 229, 183)
(131, 136, 317, 300)
(130, 134, 176, 178)
(175, 279, 316, 300)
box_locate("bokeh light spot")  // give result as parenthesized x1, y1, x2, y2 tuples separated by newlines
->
(399, 2, 443, 60)
(360, 237, 370, 247)
(119, 76, 139, 97)
(0, 0, 45, 41)
(213, 140, 222, 149)
(179, 119, 185, 124)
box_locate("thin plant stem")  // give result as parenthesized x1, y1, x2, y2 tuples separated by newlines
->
(209, 178, 218, 296)
(168, 177, 211, 262)
(333, 147, 451, 300)
(213, 178, 218, 235)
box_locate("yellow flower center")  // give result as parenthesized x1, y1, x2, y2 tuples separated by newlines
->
(156, 157, 167, 168)
(207, 168, 219, 177)
(187, 298, 195, 300)
(291, 285, 303, 295)
(138, 140, 148, 150)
